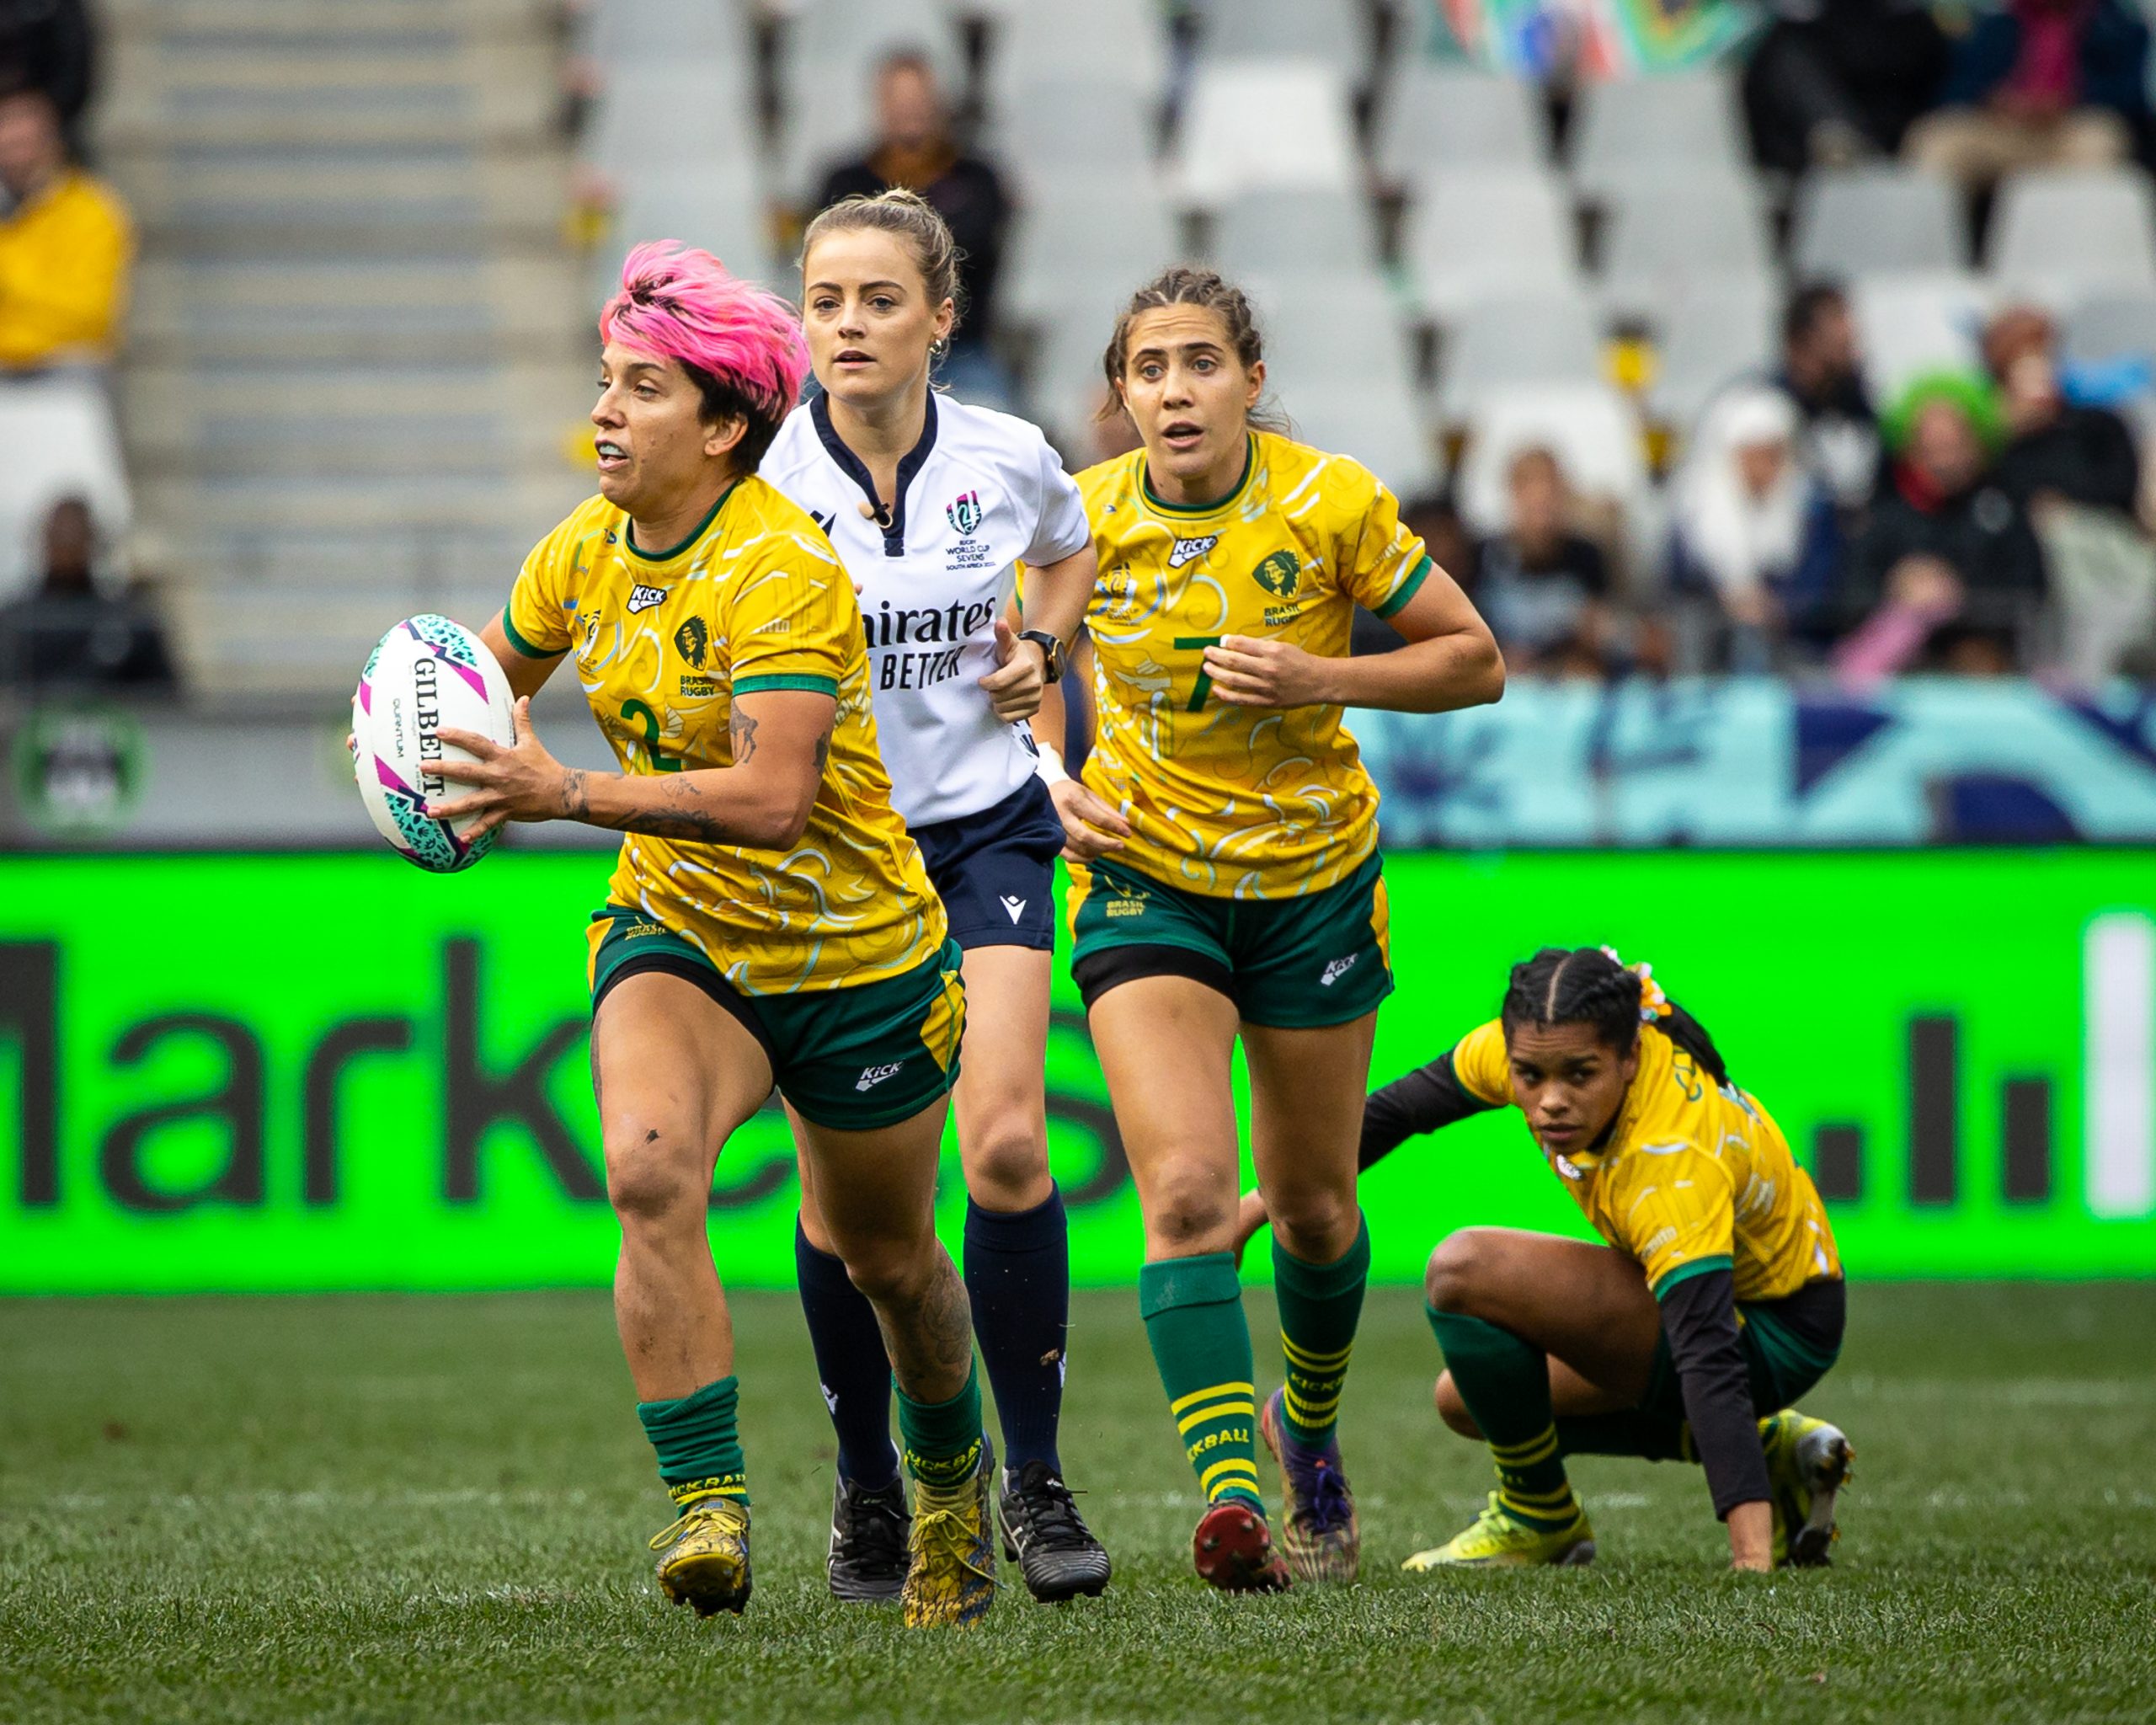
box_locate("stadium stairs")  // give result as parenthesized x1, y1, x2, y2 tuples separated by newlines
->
(95, 0, 592, 700)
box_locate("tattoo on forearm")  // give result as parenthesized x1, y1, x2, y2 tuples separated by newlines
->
(559, 769, 590, 820)
(729, 707, 759, 765)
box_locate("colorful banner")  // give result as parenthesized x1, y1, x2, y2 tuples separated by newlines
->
(3, 849, 2152, 1293)
(1355, 679, 2156, 846)
(1422, 0, 1757, 76)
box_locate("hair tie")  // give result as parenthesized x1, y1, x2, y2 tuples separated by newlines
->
(1599, 946, 1671, 1023)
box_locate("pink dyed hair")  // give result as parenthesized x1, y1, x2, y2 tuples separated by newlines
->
(600, 240, 808, 425)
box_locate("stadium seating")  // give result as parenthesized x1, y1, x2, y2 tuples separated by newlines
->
(1374, 67, 1547, 188)
(1241, 274, 1418, 402)
(1791, 166, 1966, 280)
(590, 166, 785, 307)
(1000, 79, 1161, 184)
(0, 377, 131, 597)
(1193, 0, 1374, 79)
(1850, 271, 1993, 398)
(1404, 168, 1582, 320)
(1455, 381, 1651, 547)
(1597, 166, 1773, 322)
(1001, 172, 1181, 330)
(1566, 72, 1748, 201)
(1650, 274, 1780, 430)
(1988, 168, 2156, 304)
(1437, 292, 1605, 423)
(1211, 187, 1383, 285)
(985, 0, 1171, 118)
(1172, 58, 1359, 204)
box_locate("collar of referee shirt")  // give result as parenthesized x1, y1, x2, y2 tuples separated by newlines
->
(811, 388, 941, 558)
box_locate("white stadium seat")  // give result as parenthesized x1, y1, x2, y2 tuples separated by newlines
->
(1567, 71, 1747, 200)
(592, 168, 787, 308)
(1173, 58, 1359, 205)
(1988, 167, 2156, 302)
(1455, 382, 1648, 537)
(1001, 78, 1161, 182)
(1194, 0, 1374, 79)
(1792, 166, 1966, 280)
(1438, 291, 1604, 420)
(1651, 275, 1780, 430)
(1212, 187, 1382, 284)
(1851, 270, 1994, 399)
(1240, 273, 1418, 399)
(0, 378, 132, 598)
(985, 0, 1171, 115)
(1404, 167, 1582, 320)
(1597, 167, 1772, 321)
(1375, 67, 1547, 189)
(1002, 174, 1182, 327)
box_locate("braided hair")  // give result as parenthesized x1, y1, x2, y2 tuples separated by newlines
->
(1499, 947, 1731, 1087)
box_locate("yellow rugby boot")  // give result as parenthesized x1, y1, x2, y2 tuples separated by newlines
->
(648, 1494, 751, 1616)
(1759, 1409, 1852, 1567)
(1403, 1493, 1596, 1570)
(901, 1438, 998, 1627)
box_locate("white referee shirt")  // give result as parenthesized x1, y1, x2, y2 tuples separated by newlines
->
(761, 391, 1091, 827)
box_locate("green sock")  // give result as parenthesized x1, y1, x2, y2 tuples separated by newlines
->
(636, 1375, 749, 1507)
(1427, 1308, 1579, 1528)
(1273, 1214, 1369, 1448)
(896, 1362, 985, 1492)
(1139, 1252, 1264, 1512)
(1557, 1409, 1689, 1462)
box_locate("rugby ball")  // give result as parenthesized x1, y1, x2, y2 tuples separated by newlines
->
(351, 614, 516, 873)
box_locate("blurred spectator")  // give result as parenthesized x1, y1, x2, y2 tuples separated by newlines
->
(1836, 372, 2047, 678)
(1904, 0, 2151, 189)
(1352, 492, 1472, 657)
(1743, 0, 1950, 174)
(1668, 387, 1843, 670)
(813, 51, 1012, 403)
(0, 86, 131, 373)
(0, 0, 92, 142)
(0, 496, 176, 691)
(1773, 282, 1882, 517)
(1983, 303, 2156, 680)
(1466, 446, 1618, 676)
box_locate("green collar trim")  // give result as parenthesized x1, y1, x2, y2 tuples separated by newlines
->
(626, 482, 737, 564)
(1140, 435, 1255, 517)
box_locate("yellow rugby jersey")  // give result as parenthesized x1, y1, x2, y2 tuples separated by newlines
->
(1075, 432, 1433, 898)
(1452, 1020, 1842, 1302)
(504, 479, 946, 996)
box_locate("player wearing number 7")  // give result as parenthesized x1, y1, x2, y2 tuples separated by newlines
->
(1033, 267, 1504, 1590)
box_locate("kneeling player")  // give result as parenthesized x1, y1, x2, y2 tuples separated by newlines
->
(1243, 946, 1851, 1572)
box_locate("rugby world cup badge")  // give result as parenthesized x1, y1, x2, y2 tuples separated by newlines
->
(947, 490, 983, 536)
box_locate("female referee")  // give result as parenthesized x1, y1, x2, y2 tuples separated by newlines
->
(1035, 268, 1504, 1591)
(425, 242, 997, 1629)
(1244, 947, 1853, 1572)
(760, 190, 1109, 1605)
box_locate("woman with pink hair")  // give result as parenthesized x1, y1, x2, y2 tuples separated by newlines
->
(424, 240, 997, 1628)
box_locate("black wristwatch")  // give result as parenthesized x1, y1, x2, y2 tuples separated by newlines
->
(1018, 628, 1066, 684)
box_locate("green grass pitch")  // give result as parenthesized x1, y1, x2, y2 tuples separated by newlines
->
(4, 1283, 2152, 1723)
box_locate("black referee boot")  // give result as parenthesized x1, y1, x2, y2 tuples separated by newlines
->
(827, 1472, 910, 1603)
(997, 1460, 1111, 1602)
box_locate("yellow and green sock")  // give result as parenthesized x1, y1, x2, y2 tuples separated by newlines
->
(1140, 1252, 1263, 1512)
(1273, 1214, 1369, 1448)
(897, 1361, 985, 1490)
(1426, 1309, 1581, 1529)
(637, 1374, 750, 1507)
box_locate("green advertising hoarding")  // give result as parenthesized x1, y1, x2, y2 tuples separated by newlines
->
(2, 850, 2153, 1293)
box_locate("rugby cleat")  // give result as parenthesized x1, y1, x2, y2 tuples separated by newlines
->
(901, 1436, 999, 1627)
(1258, 1387, 1360, 1583)
(649, 1494, 752, 1616)
(997, 1460, 1112, 1602)
(826, 1471, 911, 1604)
(1760, 1409, 1852, 1567)
(1191, 1499, 1292, 1593)
(1402, 1493, 1596, 1570)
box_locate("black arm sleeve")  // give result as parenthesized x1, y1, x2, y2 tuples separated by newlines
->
(1657, 1269, 1771, 1519)
(1360, 1051, 1497, 1171)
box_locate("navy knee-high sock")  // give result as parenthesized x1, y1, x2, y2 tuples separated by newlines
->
(964, 1185, 1070, 1475)
(794, 1217, 899, 1489)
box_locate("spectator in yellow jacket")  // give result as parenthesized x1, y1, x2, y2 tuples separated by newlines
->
(0, 87, 131, 371)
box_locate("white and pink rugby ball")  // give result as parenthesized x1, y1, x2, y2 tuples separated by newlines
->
(351, 614, 516, 873)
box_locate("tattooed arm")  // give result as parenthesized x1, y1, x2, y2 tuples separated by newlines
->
(435, 689, 838, 850)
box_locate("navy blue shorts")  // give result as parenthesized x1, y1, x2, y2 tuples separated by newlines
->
(910, 776, 1064, 951)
